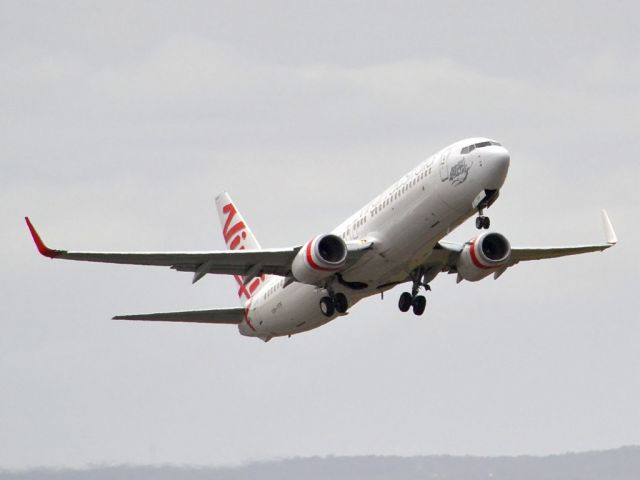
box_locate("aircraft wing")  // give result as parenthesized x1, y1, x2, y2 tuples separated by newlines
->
(508, 244, 612, 263)
(113, 307, 245, 324)
(26, 217, 373, 285)
(25, 217, 299, 281)
(507, 210, 618, 264)
(431, 210, 617, 273)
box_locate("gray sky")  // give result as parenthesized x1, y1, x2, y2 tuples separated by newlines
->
(1, 0, 639, 470)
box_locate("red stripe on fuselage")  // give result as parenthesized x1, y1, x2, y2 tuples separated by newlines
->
(244, 297, 256, 331)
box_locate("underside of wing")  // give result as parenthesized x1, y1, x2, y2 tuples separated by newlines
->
(113, 307, 245, 324)
(25, 217, 378, 288)
(425, 210, 617, 280)
(508, 209, 617, 264)
(25, 217, 299, 280)
(509, 244, 612, 263)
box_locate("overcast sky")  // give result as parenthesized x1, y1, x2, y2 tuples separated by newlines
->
(1, 0, 639, 470)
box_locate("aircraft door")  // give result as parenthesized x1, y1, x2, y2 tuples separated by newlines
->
(438, 150, 451, 182)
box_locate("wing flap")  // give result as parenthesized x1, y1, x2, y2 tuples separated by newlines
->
(113, 307, 245, 324)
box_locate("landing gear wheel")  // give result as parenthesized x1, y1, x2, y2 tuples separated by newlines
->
(398, 292, 413, 312)
(319, 297, 335, 317)
(412, 295, 427, 316)
(334, 293, 348, 314)
(476, 216, 490, 229)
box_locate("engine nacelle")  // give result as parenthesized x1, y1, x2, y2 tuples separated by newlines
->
(456, 232, 511, 282)
(291, 234, 348, 285)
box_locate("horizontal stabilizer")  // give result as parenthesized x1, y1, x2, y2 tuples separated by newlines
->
(113, 307, 245, 324)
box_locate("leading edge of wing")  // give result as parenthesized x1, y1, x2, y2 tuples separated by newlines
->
(113, 307, 245, 324)
(24, 217, 299, 276)
(510, 209, 617, 263)
(431, 210, 617, 267)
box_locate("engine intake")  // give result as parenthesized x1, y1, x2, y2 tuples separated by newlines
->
(291, 234, 348, 284)
(456, 232, 511, 282)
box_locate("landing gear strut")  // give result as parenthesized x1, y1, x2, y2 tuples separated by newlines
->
(475, 204, 491, 230)
(319, 292, 349, 317)
(474, 190, 498, 230)
(398, 268, 431, 316)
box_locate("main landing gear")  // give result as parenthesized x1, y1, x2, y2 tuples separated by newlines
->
(319, 292, 348, 317)
(398, 292, 426, 315)
(398, 269, 430, 316)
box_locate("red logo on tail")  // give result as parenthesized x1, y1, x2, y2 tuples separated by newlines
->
(222, 203, 265, 300)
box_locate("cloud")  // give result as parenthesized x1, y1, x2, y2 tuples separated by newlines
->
(1, 5, 639, 469)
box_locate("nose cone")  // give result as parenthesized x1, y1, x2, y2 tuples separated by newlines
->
(485, 146, 510, 189)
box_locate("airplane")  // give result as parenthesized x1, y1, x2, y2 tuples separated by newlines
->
(26, 137, 618, 342)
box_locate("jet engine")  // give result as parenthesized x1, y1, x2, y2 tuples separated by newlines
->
(291, 234, 348, 285)
(456, 232, 511, 282)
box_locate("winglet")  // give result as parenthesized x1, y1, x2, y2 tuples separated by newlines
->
(601, 210, 618, 245)
(24, 217, 63, 258)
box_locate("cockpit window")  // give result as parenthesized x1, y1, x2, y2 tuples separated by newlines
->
(460, 140, 502, 154)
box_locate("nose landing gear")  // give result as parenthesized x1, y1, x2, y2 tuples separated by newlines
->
(476, 213, 490, 230)
(474, 189, 499, 230)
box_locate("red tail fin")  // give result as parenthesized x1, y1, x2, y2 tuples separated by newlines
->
(215, 192, 266, 302)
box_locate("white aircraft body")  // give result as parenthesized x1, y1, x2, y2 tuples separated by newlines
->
(27, 138, 617, 342)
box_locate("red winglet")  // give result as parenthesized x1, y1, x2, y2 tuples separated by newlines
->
(25, 217, 62, 258)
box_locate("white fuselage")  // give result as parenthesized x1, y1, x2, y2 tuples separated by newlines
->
(241, 138, 511, 340)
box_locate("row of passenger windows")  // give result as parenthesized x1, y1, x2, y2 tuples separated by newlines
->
(338, 164, 433, 240)
(264, 279, 285, 300)
(369, 167, 430, 218)
(460, 140, 501, 155)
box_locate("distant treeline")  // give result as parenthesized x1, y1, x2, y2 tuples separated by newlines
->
(2, 446, 640, 480)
